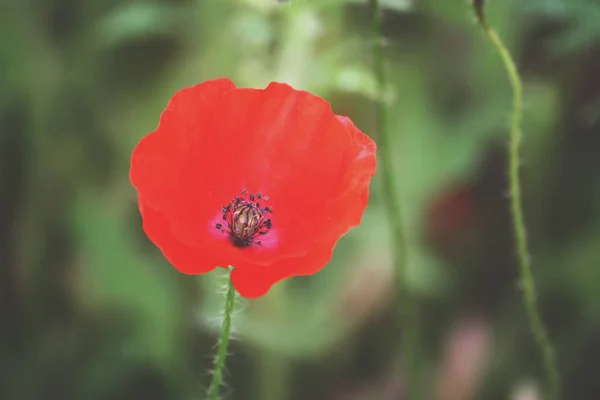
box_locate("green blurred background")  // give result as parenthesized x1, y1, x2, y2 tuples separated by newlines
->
(1, 0, 600, 399)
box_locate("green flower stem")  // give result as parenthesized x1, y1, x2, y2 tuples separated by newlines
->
(207, 268, 237, 400)
(472, 2, 560, 399)
(368, 1, 419, 398)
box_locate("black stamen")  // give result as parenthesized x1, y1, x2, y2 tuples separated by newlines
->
(216, 189, 273, 248)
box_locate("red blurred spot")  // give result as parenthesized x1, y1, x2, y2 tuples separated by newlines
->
(424, 183, 479, 252)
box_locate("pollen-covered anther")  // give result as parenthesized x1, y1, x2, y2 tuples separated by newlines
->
(215, 189, 273, 247)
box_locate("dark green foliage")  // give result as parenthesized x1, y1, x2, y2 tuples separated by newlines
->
(1, 0, 600, 399)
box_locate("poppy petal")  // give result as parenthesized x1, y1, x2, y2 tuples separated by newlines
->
(230, 116, 376, 297)
(139, 199, 224, 274)
(166, 83, 363, 266)
(130, 78, 236, 246)
(131, 79, 377, 297)
(229, 247, 333, 298)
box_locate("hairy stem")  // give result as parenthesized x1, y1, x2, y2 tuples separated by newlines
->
(207, 268, 237, 400)
(368, 1, 419, 398)
(472, 2, 560, 399)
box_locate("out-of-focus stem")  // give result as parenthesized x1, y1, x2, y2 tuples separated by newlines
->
(368, 1, 419, 398)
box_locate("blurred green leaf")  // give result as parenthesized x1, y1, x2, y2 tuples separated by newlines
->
(332, 65, 380, 98)
(540, 217, 600, 320)
(332, 0, 413, 12)
(549, 1, 600, 54)
(96, 3, 183, 47)
(198, 267, 346, 359)
(75, 195, 183, 368)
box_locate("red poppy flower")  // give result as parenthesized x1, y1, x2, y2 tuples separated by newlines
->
(130, 78, 377, 298)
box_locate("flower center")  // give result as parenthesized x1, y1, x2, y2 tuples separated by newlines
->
(215, 189, 273, 248)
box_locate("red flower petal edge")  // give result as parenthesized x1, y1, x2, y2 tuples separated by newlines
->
(130, 78, 377, 298)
